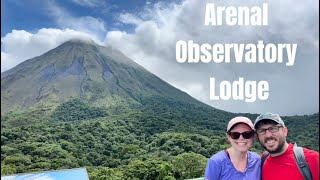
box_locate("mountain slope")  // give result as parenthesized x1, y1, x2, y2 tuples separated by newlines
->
(1, 39, 202, 114)
(1, 39, 318, 179)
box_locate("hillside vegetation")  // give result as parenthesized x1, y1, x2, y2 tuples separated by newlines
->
(1, 97, 318, 179)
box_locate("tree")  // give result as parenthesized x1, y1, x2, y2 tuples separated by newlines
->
(172, 152, 207, 180)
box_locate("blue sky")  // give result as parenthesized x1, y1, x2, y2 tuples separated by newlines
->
(1, 0, 319, 115)
(1, 0, 175, 37)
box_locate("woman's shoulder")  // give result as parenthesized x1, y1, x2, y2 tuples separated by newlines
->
(248, 151, 262, 162)
(209, 150, 228, 162)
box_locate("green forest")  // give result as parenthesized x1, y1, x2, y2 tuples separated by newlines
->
(1, 98, 319, 179)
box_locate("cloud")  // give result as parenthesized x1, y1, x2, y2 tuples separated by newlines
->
(47, 0, 106, 39)
(1, 28, 102, 72)
(119, 13, 144, 25)
(1, 0, 318, 115)
(71, 0, 106, 8)
(104, 0, 319, 115)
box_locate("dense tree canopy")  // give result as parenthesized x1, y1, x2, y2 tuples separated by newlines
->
(1, 98, 318, 179)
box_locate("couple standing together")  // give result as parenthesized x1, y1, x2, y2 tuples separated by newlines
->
(205, 112, 319, 180)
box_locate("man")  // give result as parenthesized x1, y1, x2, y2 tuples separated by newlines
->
(254, 112, 319, 180)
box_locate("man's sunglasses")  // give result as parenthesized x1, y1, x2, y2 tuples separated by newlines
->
(228, 131, 255, 139)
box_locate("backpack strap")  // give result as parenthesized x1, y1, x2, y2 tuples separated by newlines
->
(261, 151, 269, 166)
(293, 143, 313, 180)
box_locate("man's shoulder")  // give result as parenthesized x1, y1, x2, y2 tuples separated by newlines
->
(302, 147, 319, 158)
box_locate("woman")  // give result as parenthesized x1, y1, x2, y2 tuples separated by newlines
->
(205, 116, 261, 180)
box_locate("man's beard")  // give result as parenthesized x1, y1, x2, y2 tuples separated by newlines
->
(259, 137, 286, 154)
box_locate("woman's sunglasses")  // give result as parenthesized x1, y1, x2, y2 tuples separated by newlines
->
(228, 131, 255, 139)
